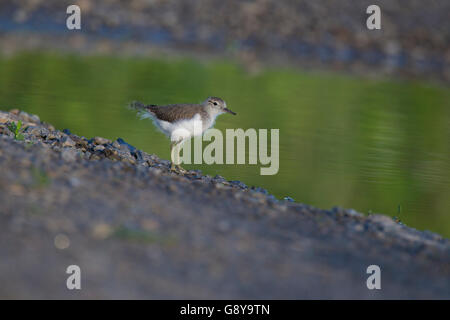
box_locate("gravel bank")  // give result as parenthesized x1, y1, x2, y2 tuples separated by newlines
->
(1, 0, 449, 82)
(0, 110, 449, 299)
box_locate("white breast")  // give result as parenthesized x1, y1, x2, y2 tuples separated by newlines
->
(142, 112, 219, 142)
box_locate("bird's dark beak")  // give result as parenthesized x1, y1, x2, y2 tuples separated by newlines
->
(224, 107, 236, 115)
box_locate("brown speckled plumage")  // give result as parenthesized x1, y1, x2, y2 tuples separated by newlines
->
(129, 97, 233, 123)
(144, 104, 209, 123)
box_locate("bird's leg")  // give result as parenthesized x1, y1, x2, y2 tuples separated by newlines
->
(175, 165, 186, 173)
(170, 141, 177, 171)
(170, 140, 185, 172)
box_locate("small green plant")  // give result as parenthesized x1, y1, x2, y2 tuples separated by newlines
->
(7, 120, 25, 140)
(393, 204, 403, 224)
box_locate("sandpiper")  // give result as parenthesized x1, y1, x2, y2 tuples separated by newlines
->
(129, 97, 236, 171)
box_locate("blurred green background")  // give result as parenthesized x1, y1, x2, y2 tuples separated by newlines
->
(1, 52, 449, 237)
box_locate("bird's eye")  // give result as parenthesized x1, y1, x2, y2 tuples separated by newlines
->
(213, 102, 218, 106)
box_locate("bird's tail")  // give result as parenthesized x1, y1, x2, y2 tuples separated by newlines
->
(128, 101, 147, 111)
(128, 101, 156, 120)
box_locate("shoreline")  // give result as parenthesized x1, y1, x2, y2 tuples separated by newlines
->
(1, 0, 449, 83)
(1, 31, 448, 88)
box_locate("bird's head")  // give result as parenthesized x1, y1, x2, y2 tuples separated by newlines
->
(204, 97, 236, 115)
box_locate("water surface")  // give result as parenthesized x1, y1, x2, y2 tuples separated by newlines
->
(1, 52, 449, 236)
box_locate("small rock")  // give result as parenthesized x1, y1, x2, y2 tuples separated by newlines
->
(89, 154, 102, 161)
(61, 136, 76, 147)
(133, 149, 144, 161)
(38, 128, 49, 138)
(116, 138, 136, 152)
(124, 158, 136, 165)
(94, 136, 110, 145)
(24, 125, 38, 134)
(230, 180, 248, 189)
(368, 214, 400, 231)
(104, 148, 120, 160)
(30, 114, 40, 123)
(252, 187, 268, 194)
(214, 175, 226, 182)
(112, 140, 121, 149)
(159, 159, 171, 167)
(74, 138, 88, 148)
(330, 206, 342, 215)
(345, 209, 362, 217)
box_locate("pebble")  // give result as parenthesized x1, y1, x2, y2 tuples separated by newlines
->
(230, 180, 248, 189)
(29, 114, 40, 123)
(61, 136, 76, 147)
(133, 149, 144, 161)
(39, 128, 49, 138)
(94, 136, 110, 145)
(345, 209, 363, 217)
(112, 140, 121, 149)
(251, 187, 268, 195)
(116, 137, 136, 152)
(90, 154, 102, 161)
(214, 175, 226, 183)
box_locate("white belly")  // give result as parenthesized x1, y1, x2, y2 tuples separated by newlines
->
(145, 113, 215, 142)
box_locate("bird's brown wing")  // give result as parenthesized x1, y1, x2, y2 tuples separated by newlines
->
(146, 104, 205, 123)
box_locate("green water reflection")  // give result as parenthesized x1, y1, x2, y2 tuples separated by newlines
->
(1, 52, 449, 237)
